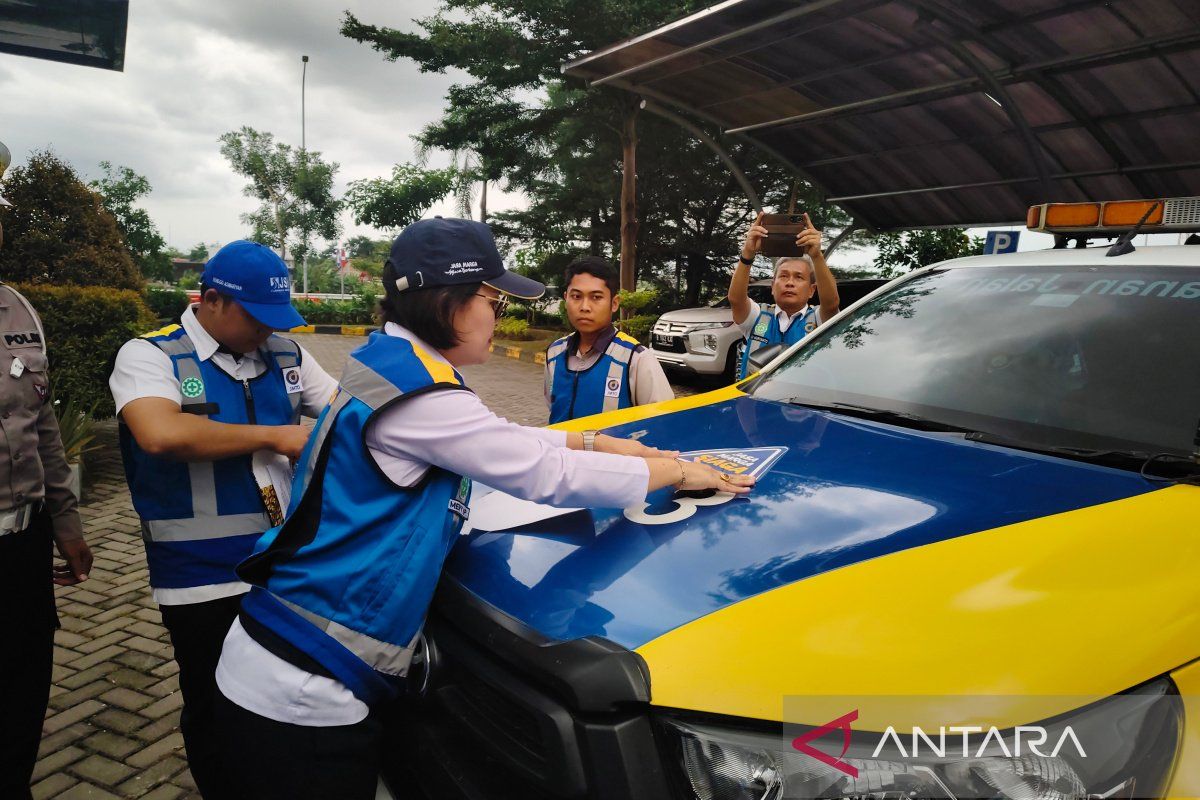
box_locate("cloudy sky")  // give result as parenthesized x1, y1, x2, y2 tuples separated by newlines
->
(2, 1, 1181, 266)
(1, 0, 523, 252)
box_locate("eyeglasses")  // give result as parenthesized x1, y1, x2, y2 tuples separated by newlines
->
(475, 293, 509, 318)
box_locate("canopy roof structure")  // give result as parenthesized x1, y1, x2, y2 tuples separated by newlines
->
(563, 0, 1200, 231)
(0, 0, 128, 72)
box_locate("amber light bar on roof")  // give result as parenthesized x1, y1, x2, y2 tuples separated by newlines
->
(1027, 197, 1200, 234)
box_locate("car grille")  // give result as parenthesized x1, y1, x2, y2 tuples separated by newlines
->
(651, 321, 689, 353)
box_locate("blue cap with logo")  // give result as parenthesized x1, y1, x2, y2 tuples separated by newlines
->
(201, 240, 306, 330)
(384, 217, 545, 301)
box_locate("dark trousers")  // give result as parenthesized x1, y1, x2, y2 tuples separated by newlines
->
(159, 594, 243, 800)
(0, 525, 56, 800)
(213, 688, 383, 800)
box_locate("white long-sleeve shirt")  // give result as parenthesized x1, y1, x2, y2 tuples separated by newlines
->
(217, 323, 651, 725)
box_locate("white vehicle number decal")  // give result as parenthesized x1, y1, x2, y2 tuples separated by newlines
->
(623, 490, 736, 525)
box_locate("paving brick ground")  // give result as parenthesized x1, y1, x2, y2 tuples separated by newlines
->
(34, 332, 699, 798)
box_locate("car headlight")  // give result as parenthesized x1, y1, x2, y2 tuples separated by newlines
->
(659, 679, 1183, 800)
(681, 322, 732, 354)
(676, 321, 732, 332)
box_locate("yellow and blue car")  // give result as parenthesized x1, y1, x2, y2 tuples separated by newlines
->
(386, 203, 1199, 800)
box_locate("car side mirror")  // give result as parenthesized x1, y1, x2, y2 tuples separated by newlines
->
(747, 343, 785, 373)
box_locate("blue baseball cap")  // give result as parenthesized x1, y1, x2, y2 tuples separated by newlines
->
(200, 240, 306, 330)
(384, 217, 545, 301)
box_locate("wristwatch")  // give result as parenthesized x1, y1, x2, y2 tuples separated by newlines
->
(582, 430, 599, 451)
(738, 254, 754, 265)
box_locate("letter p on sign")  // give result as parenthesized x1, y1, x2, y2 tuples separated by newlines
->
(985, 230, 1020, 255)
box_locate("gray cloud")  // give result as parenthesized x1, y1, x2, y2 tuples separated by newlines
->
(1, 0, 520, 251)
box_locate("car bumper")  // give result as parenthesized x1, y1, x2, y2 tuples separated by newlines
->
(649, 347, 725, 375)
(382, 579, 674, 800)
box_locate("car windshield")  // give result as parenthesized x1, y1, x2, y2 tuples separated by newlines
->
(751, 263, 1200, 456)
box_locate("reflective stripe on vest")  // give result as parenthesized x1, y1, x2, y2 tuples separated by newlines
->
(737, 305, 818, 379)
(237, 331, 472, 704)
(118, 327, 303, 588)
(546, 331, 638, 424)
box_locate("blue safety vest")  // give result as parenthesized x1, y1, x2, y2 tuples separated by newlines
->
(118, 325, 302, 589)
(236, 331, 472, 705)
(737, 305, 819, 379)
(546, 328, 640, 424)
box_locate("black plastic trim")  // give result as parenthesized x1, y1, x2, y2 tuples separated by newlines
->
(432, 577, 651, 714)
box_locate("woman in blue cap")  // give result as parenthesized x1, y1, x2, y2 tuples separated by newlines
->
(211, 218, 753, 799)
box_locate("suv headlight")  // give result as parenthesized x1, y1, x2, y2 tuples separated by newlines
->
(681, 322, 733, 354)
(659, 679, 1183, 800)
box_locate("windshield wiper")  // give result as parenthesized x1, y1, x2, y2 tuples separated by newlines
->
(785, 399, 974, 433)
(964, 431, 1200, 481)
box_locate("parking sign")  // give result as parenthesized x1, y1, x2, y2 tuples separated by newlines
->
(984, 230, 1020, 254)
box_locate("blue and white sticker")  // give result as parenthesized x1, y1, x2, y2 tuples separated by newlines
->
(283, 366, 303, 394)
(675, 446, 788, 479)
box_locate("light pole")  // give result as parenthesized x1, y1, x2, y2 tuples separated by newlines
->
(300, 54, 309, 296)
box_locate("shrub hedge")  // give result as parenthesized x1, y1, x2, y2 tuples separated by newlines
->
(616, 314, 656, 342)
(15, 283, 156, 419)
(293, 296, 378, 325)
(145, 286, 190, 321)
(494, 317, 531, 340)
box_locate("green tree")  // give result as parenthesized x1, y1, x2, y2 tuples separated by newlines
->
(0, 150, 142, 289)
(341, 0, 711, 291)
(345, 235, 378, 258)
(871, 229, 985, 278)
(342, 4, 852, 305)
(344, 164, 457, 231)
(218, 127, 342, 267)
(187, 242, 209, 261)
(90, 161, 171, 282)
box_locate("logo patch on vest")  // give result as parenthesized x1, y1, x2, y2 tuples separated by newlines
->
(181, 376, 205, 398)
(753, 317, 770, 336)
(283, 366, 303, 394)
(4, 330, 42, 348)
(805, 316, 817, 333)
(449, 476, 471, 522)
(604, 376, 622, 398)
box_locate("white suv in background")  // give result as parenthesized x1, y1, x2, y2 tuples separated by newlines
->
(648, 280, 773, 380)
(649, 278, 886, 380)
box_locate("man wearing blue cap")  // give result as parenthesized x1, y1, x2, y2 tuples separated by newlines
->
(109, 240, 336, 798)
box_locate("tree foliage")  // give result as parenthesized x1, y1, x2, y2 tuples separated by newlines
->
(342, 2, 853, 307)
(90, 161, 171, 282)
(0, 151, 143, 290)
(344, 164, 457, 231)
(218, 127, 342, 265)
(871, 229, 985, 278)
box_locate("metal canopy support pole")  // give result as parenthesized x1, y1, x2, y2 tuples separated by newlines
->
(825, 159, 1200, 202)
(910, 14, 1051, 199)
(823, 222, 860, 259)
(641, 100, 762, 214)
(589, 0, 855, 88)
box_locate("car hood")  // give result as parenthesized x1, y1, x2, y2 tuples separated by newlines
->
(446, 396, 1155, 652)
(655, 306, 733, 324)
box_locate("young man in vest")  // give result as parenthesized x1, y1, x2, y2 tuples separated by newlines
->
(730, 213, 841, 379)
(109, 241, 337, 798)
(545, 257, 673, 423)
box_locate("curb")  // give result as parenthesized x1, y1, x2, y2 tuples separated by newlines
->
(490, 343, 547, 366)
(289, 324, 372, 336)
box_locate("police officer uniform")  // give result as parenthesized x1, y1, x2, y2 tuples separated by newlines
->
(544, 324, 674, 424)
(736, 299, 823, 379)
(0, 282, 87, 799)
